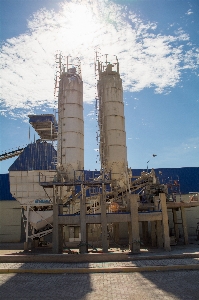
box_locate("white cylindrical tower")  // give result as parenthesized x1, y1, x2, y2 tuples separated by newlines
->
(57, 65, 84, 181)
(97, 60, 128, 189)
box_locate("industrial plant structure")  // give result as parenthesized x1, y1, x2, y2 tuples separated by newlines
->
(1, 54, 199, 253)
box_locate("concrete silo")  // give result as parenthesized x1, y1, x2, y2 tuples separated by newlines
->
(97, 58, 128, 190)
(57, 60, 84, 181)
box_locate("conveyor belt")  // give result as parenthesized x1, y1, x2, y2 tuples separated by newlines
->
(0, 148, 24, 161)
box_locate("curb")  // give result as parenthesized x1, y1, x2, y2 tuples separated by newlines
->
(1, 253, 199, 263)
(1, 264, 199, 274)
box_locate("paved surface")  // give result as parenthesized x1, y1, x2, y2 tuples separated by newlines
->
(0, 271, 199, 299)
(1, 242, 199, 299)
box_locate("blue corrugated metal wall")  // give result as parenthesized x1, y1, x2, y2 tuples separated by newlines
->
(0, 174, 15, 200)
(133, 168, 199, 194)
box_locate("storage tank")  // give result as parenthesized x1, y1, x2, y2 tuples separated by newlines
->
(57, 64, 84, 181)
(97, 59, 128, 189)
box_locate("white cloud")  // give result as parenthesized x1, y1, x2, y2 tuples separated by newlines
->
(0, 0, 198, 118)
(87, 111, 95, 117)
(186, 9, 193, 15)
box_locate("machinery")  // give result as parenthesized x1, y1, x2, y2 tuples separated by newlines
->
(6, 53, 197, 253)
(44, 54, 171, 253)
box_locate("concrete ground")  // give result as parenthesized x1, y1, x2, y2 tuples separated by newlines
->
(0, 271, 199, 299)
(0, 240, 199, 299)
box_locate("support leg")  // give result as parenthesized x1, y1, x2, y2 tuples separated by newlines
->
(142, 221, 149, 246)
(101, 183, 108, 253)
(113, 223, 120, 244)
(80, 185, 87, 253)
(24, 205, 29, 251)
(160, 193, 171, 251)
(172, 208, 179, 242)
(156, 220, 163, 248)
(130, 194, 140, 253)
(58, 186, 63, 253)
(181, 206, 189, 245)
(151, 221, 156, 247)
(53, 186, 59, 254)
(128, 222, 132, 251)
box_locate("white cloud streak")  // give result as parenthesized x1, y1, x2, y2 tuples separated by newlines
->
(186, 9, 193, 15)
(0, 0, 198, 118)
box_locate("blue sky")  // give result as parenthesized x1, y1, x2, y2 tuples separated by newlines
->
(0, 0, 198, 173)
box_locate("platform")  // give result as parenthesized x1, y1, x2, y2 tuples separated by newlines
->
(28, 114, 58, 140)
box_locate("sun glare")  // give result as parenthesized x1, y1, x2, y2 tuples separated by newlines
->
(62, 3, 98, 45)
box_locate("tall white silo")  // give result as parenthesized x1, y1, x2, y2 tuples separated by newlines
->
(57, 63, 84, 181)
(97, 59, 128, 189)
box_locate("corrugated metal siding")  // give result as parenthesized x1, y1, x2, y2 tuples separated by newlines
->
(133, 167, 199, 194)
(9, 142, 57, 171)
(0, 174, 15, 200)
